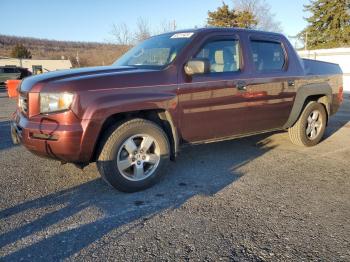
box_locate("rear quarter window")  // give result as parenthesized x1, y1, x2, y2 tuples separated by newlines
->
(251, 40, 285, 72)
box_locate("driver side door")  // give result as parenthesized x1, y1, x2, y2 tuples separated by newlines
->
(177, 36, 252, 143)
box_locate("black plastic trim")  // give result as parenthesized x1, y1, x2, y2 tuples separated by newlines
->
(283, 82, 332, 128)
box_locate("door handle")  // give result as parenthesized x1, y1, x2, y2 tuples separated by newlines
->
(236, 81, 247, 91)
(288, 80, 295, 87)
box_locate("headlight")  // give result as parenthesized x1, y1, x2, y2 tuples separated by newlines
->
(40, 92, 74, 113)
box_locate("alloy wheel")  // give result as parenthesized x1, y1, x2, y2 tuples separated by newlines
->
(116, 134, 160, 181)
(306, 110, 323, 140)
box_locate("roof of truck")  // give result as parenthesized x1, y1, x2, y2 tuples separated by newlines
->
(159, 27, 284, 38)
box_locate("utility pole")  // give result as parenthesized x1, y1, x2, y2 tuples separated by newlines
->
(304, 31, 308, 51)
(287, 35, 299, 49)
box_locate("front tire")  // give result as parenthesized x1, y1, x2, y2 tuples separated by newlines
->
(288, 101, 327, 147)
(97, 118, 170, 192)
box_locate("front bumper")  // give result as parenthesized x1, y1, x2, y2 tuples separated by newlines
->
(11, 109, 86, 163)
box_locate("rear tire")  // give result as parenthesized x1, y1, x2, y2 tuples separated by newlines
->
(288, 101, 327, 147)
(97, 118, 170, 192)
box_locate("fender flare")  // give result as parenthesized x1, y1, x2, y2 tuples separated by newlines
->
(283, 82, 332, 128)
(79, 92, 179, 162)
(157, 111, 179, 159)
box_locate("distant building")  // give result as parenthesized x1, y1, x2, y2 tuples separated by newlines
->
(0, 57, 72, 74)
(298, 48, 350, 92)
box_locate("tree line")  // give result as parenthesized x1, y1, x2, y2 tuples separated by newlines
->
(3, 0, 349, 67)
(107, 0, 350, 51)
(0, 34, 126, 67)
(206, 0, 349, 50)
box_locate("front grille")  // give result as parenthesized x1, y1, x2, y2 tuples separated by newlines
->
(19, 94, 28, 114)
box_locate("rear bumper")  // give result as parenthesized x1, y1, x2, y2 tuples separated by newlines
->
(11, 110, 88, 163)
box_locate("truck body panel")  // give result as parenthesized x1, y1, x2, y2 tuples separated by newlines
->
(11, 28, 343, 164)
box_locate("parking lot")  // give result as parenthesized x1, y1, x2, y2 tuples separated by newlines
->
(0, 89, 349, 261)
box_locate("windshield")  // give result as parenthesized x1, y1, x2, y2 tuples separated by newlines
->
(113, 32, 194, 69)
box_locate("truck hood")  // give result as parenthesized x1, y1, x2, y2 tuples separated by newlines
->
(20, 66, 157, 93)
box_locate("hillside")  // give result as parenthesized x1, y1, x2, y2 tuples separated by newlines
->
(0, 35, 129, 67)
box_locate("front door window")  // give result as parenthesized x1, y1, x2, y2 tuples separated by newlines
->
(195, 40, 240, 73)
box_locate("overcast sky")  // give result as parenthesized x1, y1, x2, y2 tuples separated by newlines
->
(0, 0, 309, 42)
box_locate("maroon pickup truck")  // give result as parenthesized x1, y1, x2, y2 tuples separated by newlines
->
(11, 28, 343, 192)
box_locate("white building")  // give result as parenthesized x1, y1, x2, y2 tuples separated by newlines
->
(0, 58, 72, 74)
(297, 48, 350, 92)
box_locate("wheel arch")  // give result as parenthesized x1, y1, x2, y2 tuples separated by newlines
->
(283, 82, 332, 128)
(90, 109, 179, 162)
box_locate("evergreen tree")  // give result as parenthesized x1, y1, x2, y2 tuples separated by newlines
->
(11, 44, 32, 59)
(235, 10, 257, 29)
(207, 2, 257, 28)
(300, 0, 350, 49)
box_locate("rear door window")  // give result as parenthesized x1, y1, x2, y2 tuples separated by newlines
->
(250, 40, 285, 72)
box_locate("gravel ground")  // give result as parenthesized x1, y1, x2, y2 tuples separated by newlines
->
(0, 90, 349, 261)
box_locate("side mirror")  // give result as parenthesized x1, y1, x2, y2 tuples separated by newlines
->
(184, 58, 210, 76)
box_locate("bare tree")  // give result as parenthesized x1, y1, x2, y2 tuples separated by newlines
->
(233, 0, 283, 32)
(134, 17, 151, 43)
(152, 20, 177, 35)
(110, 23, 132, 52)
(159, 20, 177, 33)
(110, 17, 177, 49)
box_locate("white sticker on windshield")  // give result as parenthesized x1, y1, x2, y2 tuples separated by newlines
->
(171, 32, 194, 39)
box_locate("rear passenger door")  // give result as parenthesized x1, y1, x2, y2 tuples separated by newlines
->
(242, 35, 296, 132)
